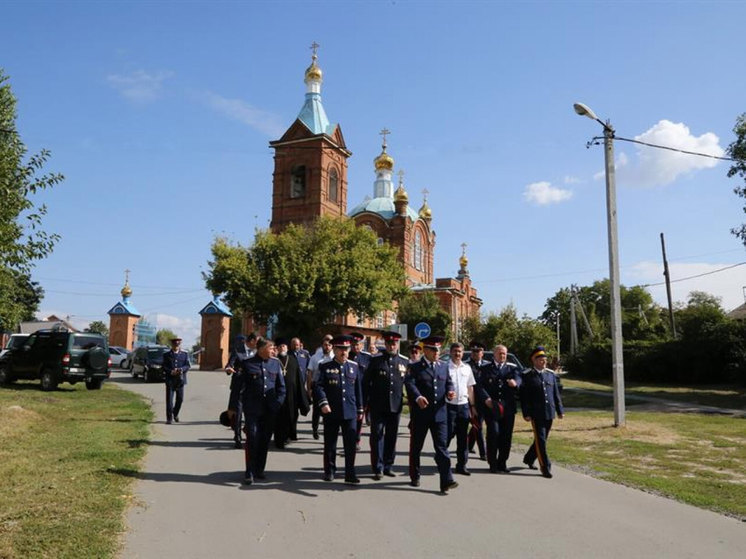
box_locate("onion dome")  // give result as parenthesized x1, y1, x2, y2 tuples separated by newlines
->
(460, 253, 468, 269)
(374, 147, 394, 171)
(121, 283, 132, 298)
(418, 200, 432, 220)
(304, 55, 323, 83)
(394, 184, 408, 203)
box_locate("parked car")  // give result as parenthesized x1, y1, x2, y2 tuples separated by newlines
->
(130, 345, 169, 383)
(0, 328, 111, 390)
(109, 346, 130, 368)
(0, 333, 30, 359)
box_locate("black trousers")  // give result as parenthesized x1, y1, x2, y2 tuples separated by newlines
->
(244, 412, 275, 476)
(409, 413, 453, 486)
(165, 383, 184, 420)
(446, 403, 470, 469)
(523, 417, 554, 473)
(468, 407, 486, 458)
(323, 416, 357, 479)
(485, 412, 516, 469)
(369, 410, 401, 474)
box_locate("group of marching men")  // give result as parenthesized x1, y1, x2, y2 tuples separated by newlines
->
(221, 331, 563, 492)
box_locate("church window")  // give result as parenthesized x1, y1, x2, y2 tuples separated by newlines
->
(290, 165, 306, 198)
(414, 230, 423, 271)
(377, 237, 384, 246)
(328, 168, 339, 202)
(376, 311, 384, 329)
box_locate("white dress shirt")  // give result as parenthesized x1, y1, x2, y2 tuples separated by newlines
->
(447, 360, 475, 405)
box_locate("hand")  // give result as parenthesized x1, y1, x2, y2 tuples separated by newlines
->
(321, 405, 331, 415)
(226, 367, 235, 375)
(357, 413, 363, 422)
(507, 379, 517, 388)
(227, 409, 236, 420)
(524, 416, 531, 422)
(447, 391, 456, 401)
(485, 398, 493, 410)
(416, 396, 429, 409)
(558, 413, 564, 419)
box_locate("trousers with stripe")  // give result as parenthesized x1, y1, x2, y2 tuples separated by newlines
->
(523, 417, 553, 472)
(323, 416, 357, 478)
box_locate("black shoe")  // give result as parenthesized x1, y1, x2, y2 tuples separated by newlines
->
(166, 419, 172, 425)
(313, 431, 319, 440)
(255, 472, 267, 480)
(455, 467, 471, 476)
(523, 460, 538, 470)
(497, 466, 510, 474)
(541, 469, 553, 479)
(323, 473, 333, 482)
(440, 480, 459, 493)
(383, 470, 396, 478)
(489, 466, 499, 473)
(234, 440, 243, 449)
(479, 455, 487, 461)
(372, 472, 382, 481)
(345, 476, 361, 485)
(243, 473, 253, 485)
(410, 479, 420, 487)
(174, 416, 179, 423)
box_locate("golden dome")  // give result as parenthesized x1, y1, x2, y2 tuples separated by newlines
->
(121, 282, 132, 298)
(304, 57, 323, 83)
(418, 201, 432, 220)
(394, 184, 408, 203)
(460, 254, 469, 268)
(374, 149, 394, 171)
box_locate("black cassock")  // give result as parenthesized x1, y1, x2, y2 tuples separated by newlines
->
(274, 353, 309, 447)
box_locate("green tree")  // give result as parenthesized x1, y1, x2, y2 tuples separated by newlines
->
(471, 305, 555, 363)
(156, 328, 178, 345)
(0, 69, 63, 331)
(726, 113, 746, 246)
(85, 320, 109, 337)
(396, 291, 452, 342)
(204, 217, 407, 339)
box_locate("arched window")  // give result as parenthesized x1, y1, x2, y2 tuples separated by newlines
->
(328, 168, 339, 203)
(414, 230, 423, 271)
(290, 165, 306, 198)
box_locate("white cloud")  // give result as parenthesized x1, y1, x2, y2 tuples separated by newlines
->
(107, 70, 174, 103)
(627, 260, 746, 312)
(523, 181, 573, 205)
(150, 313, 201, 346)
(201, 91, 285, 137)
(597, 120, 724, 187)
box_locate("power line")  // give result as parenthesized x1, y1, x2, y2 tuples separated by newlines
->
(638, 261, 746, 288)
(614, 135, 735, 162)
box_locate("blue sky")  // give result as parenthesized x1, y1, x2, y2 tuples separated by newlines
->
(3, 1, 746, 345)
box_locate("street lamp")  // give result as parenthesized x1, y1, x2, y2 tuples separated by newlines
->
(574, 102, 626, 427)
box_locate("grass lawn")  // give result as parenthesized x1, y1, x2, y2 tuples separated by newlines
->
(515, 380, 746, 520)
(0, 380, 152, 559)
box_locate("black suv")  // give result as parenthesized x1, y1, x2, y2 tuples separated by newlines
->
(0, 328, 111, 391)
(129, 345, 169, 383)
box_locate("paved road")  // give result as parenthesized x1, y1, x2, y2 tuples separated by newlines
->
(113, 369, 746, 559)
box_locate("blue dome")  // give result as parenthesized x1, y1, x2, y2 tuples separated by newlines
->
(349, 196, 420, 221)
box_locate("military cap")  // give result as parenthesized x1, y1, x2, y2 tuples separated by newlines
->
(469, 341, 486, 351)
(331, 335, 354, 348)
(274, 337, 289, 347)
(381, 330, 402, 342)
(349, 332, 365, 342)
(421, 335, 445, 350)
(530, 346, 548, 361)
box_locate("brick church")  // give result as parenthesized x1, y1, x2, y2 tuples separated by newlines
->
(264, 46, 482, 341)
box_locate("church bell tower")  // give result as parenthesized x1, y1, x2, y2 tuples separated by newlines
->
(269, 43, 352, 233)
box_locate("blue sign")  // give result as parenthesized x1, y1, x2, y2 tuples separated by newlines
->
(414, 322, 431, 339)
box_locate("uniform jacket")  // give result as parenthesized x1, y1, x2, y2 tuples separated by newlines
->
(363, 352, 409, 414)
(163, 350, 190, 387)
(291, 348, 311, 386)
(404, 357, 454, 422)
(314, 359, 363, 421)
(476, 360, 522, 416)
(238, 355, 286, 416)
(350, 350, 372, 375)
(226, 345, 253, 369)
(519, 367, 564, 421)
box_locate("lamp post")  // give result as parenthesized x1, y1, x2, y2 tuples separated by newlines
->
(573, 102, 626, 427)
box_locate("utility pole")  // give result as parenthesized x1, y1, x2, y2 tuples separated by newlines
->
(660, 232, 677, 338)
(570, 286, 578, 355)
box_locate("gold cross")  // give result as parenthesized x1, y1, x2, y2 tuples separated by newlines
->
(397, 169, 405, 185)
(422, 188, 429, 201)
(310, 42, 320, 57)
(380, 128, 390, 149)
(461, 243, 467, 256)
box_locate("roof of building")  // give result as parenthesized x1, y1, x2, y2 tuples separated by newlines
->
(349, 195, 420, 221)
(727, 302, 746, 320)
(107, 296, 140, 317)
(199, 296, 233, 317)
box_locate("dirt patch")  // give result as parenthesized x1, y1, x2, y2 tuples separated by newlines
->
(0, 406, 42, 440)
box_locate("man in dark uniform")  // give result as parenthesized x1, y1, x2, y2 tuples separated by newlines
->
(348, 332, 371, 451)
(315, 335, 364, 484)
(235, 337, 286, 485)
(466, 341, 487, 461)
(477, 344, 522, 473)
(225, 334, 255, 448)
(404, 335, 458, 494)
(520, 346, 564, 479)
(363, 330, 408, 479)
(288, 337, 311, 441)
(162, 337, 190, 424)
